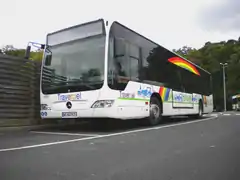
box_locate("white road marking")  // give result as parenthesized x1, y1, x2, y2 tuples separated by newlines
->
(30, 131, 100, 137)
(208, 114, 215, 116)
(236, 114, 240, 116)
(204, 114, 218, 117)
(0, 115, 217, 152)
(207, 113, 219, 116)
(223, 114, 230, 116)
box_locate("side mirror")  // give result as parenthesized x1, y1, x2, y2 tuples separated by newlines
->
(114, 38, 125, 58)
(45, 54, 52, 66)
(25, 46, 31, 59)
(40, 44, 45, 49)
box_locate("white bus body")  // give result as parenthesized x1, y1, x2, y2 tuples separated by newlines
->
(232, 95, 240, 111)
(40, 19, 213, 125)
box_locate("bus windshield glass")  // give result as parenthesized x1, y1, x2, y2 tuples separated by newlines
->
(41, 21, 106, 94)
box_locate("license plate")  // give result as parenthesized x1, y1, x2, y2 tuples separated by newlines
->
(62, 112, 77, 117)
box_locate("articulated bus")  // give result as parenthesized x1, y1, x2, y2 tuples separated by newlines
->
(232, 94, 240, 111)
(40, 19, 213, 125)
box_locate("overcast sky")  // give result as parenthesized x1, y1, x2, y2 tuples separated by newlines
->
(0, 0, 239, 50)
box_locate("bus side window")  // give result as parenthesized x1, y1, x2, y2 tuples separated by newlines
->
(115, 61, 126, 76)
(114, 38, 126, 58)
(139, 47, 152, 81)
(128, 43, 140, 80)
(113, 38, 129, 77)
(130, 57, 139, 80)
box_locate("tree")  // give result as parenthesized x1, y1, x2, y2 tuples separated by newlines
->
(30, 50, 43, 62)
(173, 46, 195, 58)
(175, 37, 240, 110)
(0, 45, 43, 61)
(1, 45, 15, 53)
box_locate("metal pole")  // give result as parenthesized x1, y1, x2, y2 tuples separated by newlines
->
(223, 65, 227, 112)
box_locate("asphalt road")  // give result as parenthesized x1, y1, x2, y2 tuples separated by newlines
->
(0, 114, 240, 180)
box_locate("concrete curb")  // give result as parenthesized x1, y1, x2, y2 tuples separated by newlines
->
(0, 124, 59, 133)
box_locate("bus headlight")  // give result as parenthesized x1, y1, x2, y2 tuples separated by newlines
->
(91, 100, 114, 108)
(41, 104, 51, 110)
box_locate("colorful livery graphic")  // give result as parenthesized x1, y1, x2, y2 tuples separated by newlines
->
(159, 87, 171, 102)
(40, 19, 213, 125)
(168, 57, 200, 76)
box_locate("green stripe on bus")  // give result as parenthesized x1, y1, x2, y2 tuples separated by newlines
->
(165, 101, 199, 104)
(118, 98, 198, 104)
(118, 98, 150, 101)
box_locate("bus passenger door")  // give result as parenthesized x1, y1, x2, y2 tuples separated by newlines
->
(172, 70, 194, 108)
(172, 91, 194, 108)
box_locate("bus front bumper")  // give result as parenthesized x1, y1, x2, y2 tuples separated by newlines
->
(40, 106, 149, 120)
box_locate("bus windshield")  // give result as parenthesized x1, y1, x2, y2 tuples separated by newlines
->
(41, 35, 105, 94)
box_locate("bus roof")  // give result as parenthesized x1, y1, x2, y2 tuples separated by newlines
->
(112, 21, 211, 75)
(47, 19, 105, 37)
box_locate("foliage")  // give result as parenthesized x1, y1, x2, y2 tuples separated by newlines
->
(0, 45, 43, 62)
(173, 46, 196, 59)
(175, 37, 240, 111)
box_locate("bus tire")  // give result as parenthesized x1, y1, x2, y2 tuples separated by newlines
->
(196, 101, 203, 119)
(189, 101, 203, 119)
(147, 96, 162, 126)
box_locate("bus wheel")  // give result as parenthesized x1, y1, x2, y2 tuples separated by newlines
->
(196, 101, 203, 119)
(148, 96, 162, 126)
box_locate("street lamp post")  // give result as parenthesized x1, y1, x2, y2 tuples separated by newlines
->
(220, 63, 228, 112)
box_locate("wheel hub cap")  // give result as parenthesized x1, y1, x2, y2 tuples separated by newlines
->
(150, 104, 160, 119)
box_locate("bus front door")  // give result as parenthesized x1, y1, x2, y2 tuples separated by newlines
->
(172, 90, 194, 108)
